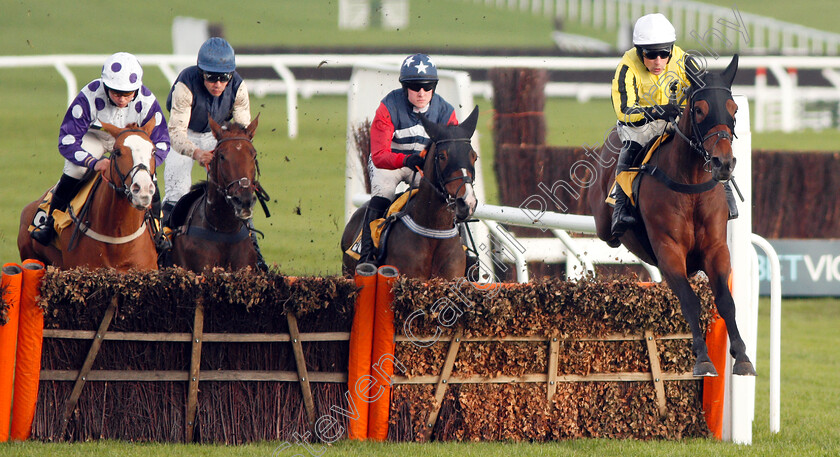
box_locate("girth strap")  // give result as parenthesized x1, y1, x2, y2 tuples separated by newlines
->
(639, 165, 720, 194)
(183, 223, 251, 243)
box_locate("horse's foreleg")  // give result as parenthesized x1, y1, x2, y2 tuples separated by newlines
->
(658, 252, 717, 377)
(705, 251, 756, 376)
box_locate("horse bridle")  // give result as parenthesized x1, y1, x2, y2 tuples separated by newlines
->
(674, 86, 737, 169)
(210, 136, 269, 210)
(107, 128, 155, 200)
(426, 138, 476, 210)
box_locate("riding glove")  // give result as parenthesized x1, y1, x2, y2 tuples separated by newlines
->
(649, 104, 681, 122)
(403, 153, 424, 171)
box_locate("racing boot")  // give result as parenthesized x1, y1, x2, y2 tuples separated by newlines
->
(358, 196, 390, 266)
(723, 182, 738, 220)
(31, 174, 82, 246)
(610, 141, 643, 239)
(161, 201, 176, 229)
(150, 185, 171, 252)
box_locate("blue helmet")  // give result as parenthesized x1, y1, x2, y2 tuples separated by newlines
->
(399, 53, 438, 83)
(197, 37, 236, 73)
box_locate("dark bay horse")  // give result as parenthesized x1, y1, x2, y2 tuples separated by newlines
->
(588, 55, 755, 377)
(18, 120, 158, 270)
(341, 106, 479, 279)
(164, 116, 265, 272)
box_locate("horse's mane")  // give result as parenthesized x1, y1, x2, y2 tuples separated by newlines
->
(188, 181, 209, 194)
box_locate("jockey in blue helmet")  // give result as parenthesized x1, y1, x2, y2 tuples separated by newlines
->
(162, 37, 267, 270)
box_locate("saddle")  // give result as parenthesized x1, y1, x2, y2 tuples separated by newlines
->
(164, 182, 250, 244)
(606, 134, 672, 207)
(28, 175, 99, 248)
(167, 183, 207, 231)
(345, 189, 418, 260)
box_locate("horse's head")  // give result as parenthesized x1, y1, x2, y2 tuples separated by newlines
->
(418, 106, 479, 222)
(100, 119, 157, 210)
(208, 115, 260, 220)
(685, 54, 739, 182)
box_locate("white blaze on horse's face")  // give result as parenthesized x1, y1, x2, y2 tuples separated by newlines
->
(460, 168, 477, 213)
(122, 135, 156, 209)
(452, 168, 477, 222)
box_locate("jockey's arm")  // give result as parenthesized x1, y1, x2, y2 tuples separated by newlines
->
(230, 80, 251, 126)
(168, 82, 200, 159)
(143, 100, 171, 166)
(57, 91, 100, 170)
(369, 103, 406, 170)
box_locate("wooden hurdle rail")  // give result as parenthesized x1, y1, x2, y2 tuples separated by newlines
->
(39, 293, 695, 443)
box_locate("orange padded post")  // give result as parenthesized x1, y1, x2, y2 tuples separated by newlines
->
(0, 263, 23, 442)
(703, 311, 727, 440)
(11, 259, 46, 440)
(347, 263, 378, 440)
(703, 272, 734, 440)
(368, 265, 399, 441)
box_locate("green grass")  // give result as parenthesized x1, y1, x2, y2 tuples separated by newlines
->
(1, 298, 837, 456)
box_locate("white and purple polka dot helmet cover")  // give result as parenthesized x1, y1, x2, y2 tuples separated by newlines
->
(101, 52, 143, 92)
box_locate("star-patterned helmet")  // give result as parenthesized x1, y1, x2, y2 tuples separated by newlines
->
(399, 53, 438, 83)
(101, 52, 143, 92)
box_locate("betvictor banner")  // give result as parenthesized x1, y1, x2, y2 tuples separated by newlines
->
(757, 239, 840, 296)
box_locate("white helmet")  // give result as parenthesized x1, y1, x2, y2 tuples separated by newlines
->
(101, 52, 143, 92)
(632, 13, 676, 47)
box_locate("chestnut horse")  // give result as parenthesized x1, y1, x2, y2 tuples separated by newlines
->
(18, 120, 158, 270)
(341, 106, 479, 279)
(163, 116, 265, 272)
(588, 55, 755, 377)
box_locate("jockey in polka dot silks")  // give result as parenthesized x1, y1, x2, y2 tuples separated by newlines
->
(30, 52, 170, 246)
(358, 53, 459, 265)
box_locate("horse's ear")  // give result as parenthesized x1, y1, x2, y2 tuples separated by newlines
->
(141, 117, 156, 137)
(685, 54, 704, 88)
(99, 120, 121, 138)
(722, 54, 739, 88)
(246, 113, 260, 140)
(459, 106, 479, 138)
(417, 112, 443, 141)
(208, 115, 223, 139)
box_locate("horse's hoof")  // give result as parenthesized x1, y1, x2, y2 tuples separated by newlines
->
(733, 360, 756, 376)
(693, 361, 718, 377)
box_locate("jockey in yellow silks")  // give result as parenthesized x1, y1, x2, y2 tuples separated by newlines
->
(609, 13, 690, 239)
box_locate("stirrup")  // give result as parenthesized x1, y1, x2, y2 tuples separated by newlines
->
(31, 227, 56, 246)
(31, 218, 57, 246)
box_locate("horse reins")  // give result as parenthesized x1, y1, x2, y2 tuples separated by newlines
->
(66, 128, 154, 250)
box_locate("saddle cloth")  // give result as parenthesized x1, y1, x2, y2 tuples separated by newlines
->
(28, 176, 98, 246)
(345, 189, 418, 260)
(605, 134, 670, 207)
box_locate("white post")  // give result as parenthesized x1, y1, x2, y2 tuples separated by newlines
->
(754, 68, 767, 132)
(751, 233, 782, 434)
(271, 63, 299, 138)
(769, 65, 795, 133)
(725, 94, 756, 444)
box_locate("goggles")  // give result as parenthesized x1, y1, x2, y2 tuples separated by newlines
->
(203, 71, 233, 83)
(642, 48, 672, 60)
(404, 81, 437, 92)
(106, 87, 137, 98)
